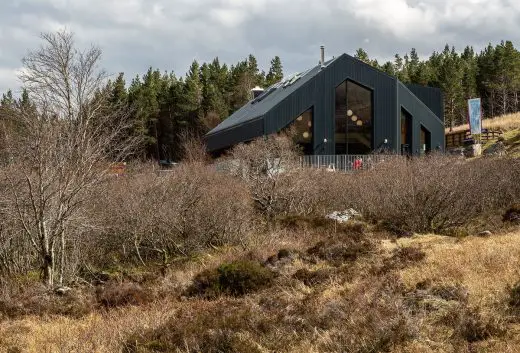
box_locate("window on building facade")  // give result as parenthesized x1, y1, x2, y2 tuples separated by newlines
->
(401, 108, 412, 155)
(420, 125, 431, 155)
(335, 80, 373, 155)
(289, 108, 313, 155)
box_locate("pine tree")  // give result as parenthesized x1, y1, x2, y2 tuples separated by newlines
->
(491, 41, 520, 115)
(393, 54, 405, 81)
(354, 48, 370, 64)
(460, 46, 478, 105)
(381, 61, 396, 76)
(477, 44, 497, 117)
(266, 56, 283, 87)
(407, 48, 422, 83)
(437, 46, 464, 129)
(0, 90, 14, 107)
(182, 60, 203, 132)
(110, 72, 128, 108)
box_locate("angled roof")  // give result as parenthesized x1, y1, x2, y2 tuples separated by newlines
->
(205, 53, 443, 153)
(207, 57, 339, 136)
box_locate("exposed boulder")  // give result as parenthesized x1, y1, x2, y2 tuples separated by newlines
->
(326, 208, 362, 223)
(484, 140, 507, 156)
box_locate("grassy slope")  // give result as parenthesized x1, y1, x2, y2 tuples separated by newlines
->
(446, 113, 520, 157)
(446, 112, 520, 133)
(1, 227, 520, 352)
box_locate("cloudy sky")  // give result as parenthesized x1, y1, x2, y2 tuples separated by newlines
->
(1, 0, 520, 94)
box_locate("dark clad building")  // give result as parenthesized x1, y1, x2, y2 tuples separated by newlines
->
(205, 49, 444, 156)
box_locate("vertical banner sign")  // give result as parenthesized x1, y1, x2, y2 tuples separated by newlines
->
(468, 98, 482, 136)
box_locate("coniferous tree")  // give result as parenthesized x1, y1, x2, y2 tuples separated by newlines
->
(182, 60, 203, 134)
(437, 46, 464, 129)
(110, 72, 128, 108)
(266, 56, 283, 87)
(354, 48, 370, 64)
(460, 46, 478, 116)
(381, 61, 396, 76)
(0, 90, 14, 107)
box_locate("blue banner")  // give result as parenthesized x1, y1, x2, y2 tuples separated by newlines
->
(468, 98, 482, 135)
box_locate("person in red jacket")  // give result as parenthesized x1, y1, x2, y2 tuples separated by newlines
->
(352, 157, 363, 170)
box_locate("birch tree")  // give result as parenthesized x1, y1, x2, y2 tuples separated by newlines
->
(1, 30, 140, 287)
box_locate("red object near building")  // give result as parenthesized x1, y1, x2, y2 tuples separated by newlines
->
(353, 158, 363, 170)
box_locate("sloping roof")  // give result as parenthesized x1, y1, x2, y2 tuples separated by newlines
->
(207, 57, 339, 136)
(205, 53, 444, 153)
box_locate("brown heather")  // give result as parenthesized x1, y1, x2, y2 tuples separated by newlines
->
(1, 134, 520, 352)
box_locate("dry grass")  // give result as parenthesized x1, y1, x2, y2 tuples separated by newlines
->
(446, 112, 520, 133)
(0, 302, 177, 352)
(393, 229, 520, 352)
(1, 137, 520, 352)
(399, 231, 520, 307)
(2, 227, 520, 352)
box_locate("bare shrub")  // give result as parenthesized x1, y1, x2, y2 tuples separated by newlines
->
(503, 204, 520, 223)
(451, 305, 506, 343)
(380, 247, 427, 273)
(91, 162, 253, 267)
(225, 134, 334, 222)
(307, 275, 414, 353)
(306, 233, 377, 266)
(292, 268, 332, 286)
(187, 260, 275, 298)
(0, 186, 36, 278)
(508, 280, 520, 316)
(343, 155, 520, 233)
(127, 274, 414, 353)
(124, 299, 274, 353)
(96, 282, 153, 308)
(179, 131, 210, 164)
(0, 283, 96, 319)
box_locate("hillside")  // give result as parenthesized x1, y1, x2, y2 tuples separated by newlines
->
(1, 225, 520, 352)
(447, 113, 520, 157)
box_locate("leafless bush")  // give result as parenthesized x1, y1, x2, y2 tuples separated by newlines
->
(0, 178, 37, 278)
(451, 305, 506, 343)
(314, 276, 414, 353)
(0, 282, 96, 320)
(179, 131, 210, 164)
(90, 163, 253, 267)
(342, 155, 520, 233)
(225, 134, 338, 222)
(96, 282, 153, 308)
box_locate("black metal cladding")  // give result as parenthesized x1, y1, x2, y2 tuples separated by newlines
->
(398, 83, 445, 153)
(205, 53, 444, 156)
(405, 83, 444, 121)
(205, 117, 264, 152)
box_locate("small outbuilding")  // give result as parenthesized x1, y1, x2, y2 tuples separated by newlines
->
(205, 47, 444, 156)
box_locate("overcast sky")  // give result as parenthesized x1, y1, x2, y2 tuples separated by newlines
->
(1, 0, 520, 94)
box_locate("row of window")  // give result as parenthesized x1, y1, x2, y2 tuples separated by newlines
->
(401, 108, 432, 155)
(289, 79, 432, 155)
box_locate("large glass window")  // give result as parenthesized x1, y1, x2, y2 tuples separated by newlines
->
(335, 80, 373, 154)
(401, 108, 412, 155)
(289, 108, 313, 155)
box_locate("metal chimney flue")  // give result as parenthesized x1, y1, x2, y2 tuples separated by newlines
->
(320, 46, 325, 65)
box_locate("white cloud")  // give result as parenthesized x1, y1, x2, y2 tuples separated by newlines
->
(346, 0, 437, 38)
(1, 0, 520, 93)
(0, 67, 23, 95)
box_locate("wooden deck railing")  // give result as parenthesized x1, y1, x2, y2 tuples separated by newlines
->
(445, 128, 503, 149)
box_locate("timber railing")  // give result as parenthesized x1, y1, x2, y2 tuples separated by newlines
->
(445, 128, 503, 149)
